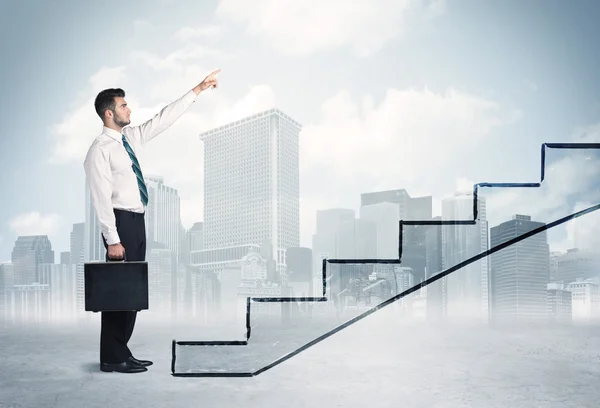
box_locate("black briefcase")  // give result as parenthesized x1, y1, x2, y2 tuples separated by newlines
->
(84, 258, 149, 312)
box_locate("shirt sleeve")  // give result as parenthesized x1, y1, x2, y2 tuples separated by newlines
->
(123, 89, 198, 147)
(83, 144, 120, 245)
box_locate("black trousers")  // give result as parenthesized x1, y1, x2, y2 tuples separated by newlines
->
(100, 208, 146, 363)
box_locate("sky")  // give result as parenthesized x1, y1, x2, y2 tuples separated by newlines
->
(0, 0, 599, 262)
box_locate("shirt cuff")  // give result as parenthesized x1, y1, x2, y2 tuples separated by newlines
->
(184, 89, 198, 104)
(103, 231, 121, 246)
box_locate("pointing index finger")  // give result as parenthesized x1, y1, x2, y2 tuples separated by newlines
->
(208, 68, 221, 78)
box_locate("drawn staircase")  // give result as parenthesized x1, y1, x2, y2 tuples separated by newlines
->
(171, 143, 600, 377)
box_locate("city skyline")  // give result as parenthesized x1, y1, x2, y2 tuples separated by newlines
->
(3, 167, 597, 264)
(3, 191, 600, 326)
(3, 128, 600, 325)
(3, 2, 600, 266)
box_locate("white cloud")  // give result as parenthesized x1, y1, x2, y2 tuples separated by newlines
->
(216, 0, 445, 57)
(48, 66, 128, 164)
(297, 87, 518, 244)
(488, 154, 599, 220)
(546, 200, 600, 254)
(8, 212, 62, 237)
(301, 88, 510, 181)
(301, 88, 513, 187)
(179, 192, 205, 232)
(213, 84, 276, 124)
(47, 102, 102, 165)
(130, 46, 231, 73)
(47, 43, 231, 165)
(455, 177, 477, 196)
(174, 25, 223, 41)
(89, 66, 127, 91)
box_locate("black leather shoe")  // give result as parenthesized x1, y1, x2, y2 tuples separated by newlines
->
(128, 356, 153, 367)
(100, 361, 147, 373)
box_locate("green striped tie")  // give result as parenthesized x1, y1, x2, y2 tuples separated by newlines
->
(122, 135, 149, 206)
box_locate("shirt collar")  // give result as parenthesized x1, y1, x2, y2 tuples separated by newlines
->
(103, 126, 124, 141)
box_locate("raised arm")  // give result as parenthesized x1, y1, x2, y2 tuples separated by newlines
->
(124, 69, 221, 146)
(84, 145, 120, 246)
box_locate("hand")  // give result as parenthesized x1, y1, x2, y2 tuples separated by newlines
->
(107, 243, 125, 260)
(194, 69, 221, 94)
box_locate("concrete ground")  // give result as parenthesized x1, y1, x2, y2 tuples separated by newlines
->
(1, 307, 599, 408)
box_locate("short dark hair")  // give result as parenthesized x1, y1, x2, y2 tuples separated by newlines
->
(94, 88, 125, 120)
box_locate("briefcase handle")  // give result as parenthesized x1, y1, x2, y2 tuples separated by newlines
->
(107, 250, 127, 262)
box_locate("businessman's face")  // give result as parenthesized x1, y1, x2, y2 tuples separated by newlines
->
(109, 96, 131, 127)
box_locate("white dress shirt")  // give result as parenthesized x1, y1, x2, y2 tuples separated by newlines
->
(84, 89, 198, 245)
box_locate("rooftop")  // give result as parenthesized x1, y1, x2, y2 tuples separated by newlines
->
(199, 108, 302, 140)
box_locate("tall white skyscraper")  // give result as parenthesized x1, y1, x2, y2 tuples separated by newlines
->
(84, 183, 106, 262)
(311, 208, 356, 288)
(360, 202, 400, 259)
(0, 263, 15, 324)
(70, 223, 85, 317)
(200, 108, 301, 272)
(145, 175, 181, 253)
(147, 247, 176, 318)
(490, 214, 549, 323)
(10, 235, 54, 285)
(187, 222, 204, 253)
(441, 193, 489, 322)
(39, 263, 77, 322)
(86, 176, 181, 253)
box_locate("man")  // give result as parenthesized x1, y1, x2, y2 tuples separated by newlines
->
(83, 69, 220, 374)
